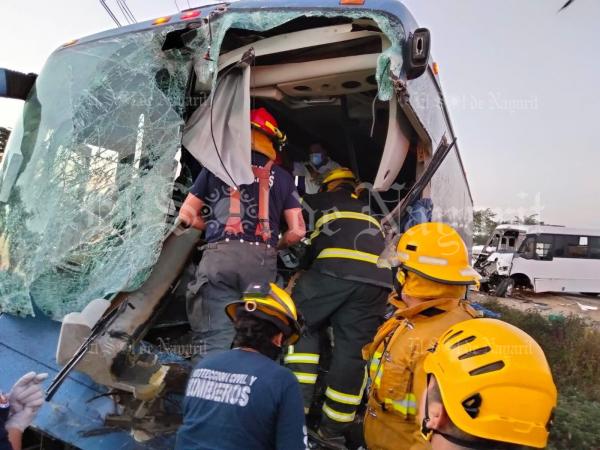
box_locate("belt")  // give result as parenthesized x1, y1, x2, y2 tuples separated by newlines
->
(201, 238, 274, 251)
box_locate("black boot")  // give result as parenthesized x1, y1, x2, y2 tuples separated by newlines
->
(307, 429, 348, 450)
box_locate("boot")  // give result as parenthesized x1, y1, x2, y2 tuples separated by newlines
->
(307, 428, 348, 450)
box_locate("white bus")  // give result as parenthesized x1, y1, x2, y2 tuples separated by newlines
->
(498, 226, 600, 296)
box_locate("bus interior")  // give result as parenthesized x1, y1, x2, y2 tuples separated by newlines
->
(151, 15, 424, 347)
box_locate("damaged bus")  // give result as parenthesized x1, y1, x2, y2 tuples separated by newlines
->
(0, 1, 473, 448)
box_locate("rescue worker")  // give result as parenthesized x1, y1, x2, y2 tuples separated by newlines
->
(175, 283, 308, 450)
(179, 107, 306, 358)
(363, 222, 482, 450)
(421, 318, 557, 449)
(294, 143, 340, 195)
(285, 168, 391, 448)
(1, 372, 47, 450)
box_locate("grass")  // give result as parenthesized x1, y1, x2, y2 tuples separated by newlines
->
(481, 300, 600, 449)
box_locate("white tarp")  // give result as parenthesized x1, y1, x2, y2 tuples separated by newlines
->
(182, 65, 253, 187)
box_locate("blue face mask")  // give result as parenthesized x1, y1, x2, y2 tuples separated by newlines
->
(310, 153, 324, 167)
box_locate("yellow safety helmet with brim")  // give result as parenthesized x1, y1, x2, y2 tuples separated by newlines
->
(422, 318, 557, 448)
(321, 167, 357, 187)
(395, 222, 480, 286)
(225, 282, 303, 345)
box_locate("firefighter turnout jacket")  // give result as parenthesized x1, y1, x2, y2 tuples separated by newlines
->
(301, 189, 391, 289)
(362, 295, 480, 450)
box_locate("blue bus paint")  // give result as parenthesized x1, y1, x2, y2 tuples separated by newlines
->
(0, 313, 175, 449)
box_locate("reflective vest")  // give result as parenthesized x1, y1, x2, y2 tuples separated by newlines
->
(301, 189, 391, 289)
(362, 295, 481, 450)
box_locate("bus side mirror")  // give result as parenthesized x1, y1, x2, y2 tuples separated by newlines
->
(0, 68, 37, 101)
(404, 28, 431, 80)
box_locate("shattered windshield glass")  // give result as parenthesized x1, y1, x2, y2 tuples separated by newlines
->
(0, 7, 404, 320)
(0, 29, 192, 318)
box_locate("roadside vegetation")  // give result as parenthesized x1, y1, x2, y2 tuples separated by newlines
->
(482, 299, 600, 449)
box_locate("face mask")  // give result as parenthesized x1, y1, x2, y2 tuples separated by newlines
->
(310, 153, 324, 167)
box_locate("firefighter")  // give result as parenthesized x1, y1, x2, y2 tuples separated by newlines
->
(176, 283, 308, 450)
(284, 168, 391, 449)
(421, 318, 557, 449)
(363, 222, 482, 450)
(179, 108, 306, 358)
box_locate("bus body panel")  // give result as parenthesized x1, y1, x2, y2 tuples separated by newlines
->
(510, 228, 600, 294)
(511, 256, 600, 294)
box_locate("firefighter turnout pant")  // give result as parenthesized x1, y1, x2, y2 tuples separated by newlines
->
(286, 270, 388, 436)
(186, 240, 277, 359)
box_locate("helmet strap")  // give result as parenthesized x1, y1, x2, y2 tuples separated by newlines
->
(433, 431, 487, 450)
(392, 267, 406, 294)
(421, 374, 434, 441)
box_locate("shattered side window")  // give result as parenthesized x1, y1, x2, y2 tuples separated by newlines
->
(0, 29, 193, 318)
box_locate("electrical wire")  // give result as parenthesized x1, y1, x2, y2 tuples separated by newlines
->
(99, 0, 122, 26)
(115, 0, 132, 24)
(174, 0, 181, 12)
(117, 0, 137, 23)
(370, 92, 378, 138)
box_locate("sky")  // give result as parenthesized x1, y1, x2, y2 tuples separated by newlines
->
(1, 0, 599, 228)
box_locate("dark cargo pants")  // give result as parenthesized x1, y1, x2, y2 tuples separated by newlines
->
(285, 270, 388, 437)
(186, 240, 277, 358)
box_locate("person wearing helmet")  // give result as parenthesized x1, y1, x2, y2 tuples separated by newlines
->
(179, 107, 306, 359)
(284, 167, 391, 449)
(362, 222, 482, 450)
(293, 142, 341, 195)
(421, 318, 557, 449)
(175, 283, 308, 450)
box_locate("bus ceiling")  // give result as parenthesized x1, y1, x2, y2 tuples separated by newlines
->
(176, 11, 428, 188)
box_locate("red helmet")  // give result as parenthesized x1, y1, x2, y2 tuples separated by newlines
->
(250, 108, 287, 144)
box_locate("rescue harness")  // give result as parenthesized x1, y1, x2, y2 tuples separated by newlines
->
(224, 160, 274, 243)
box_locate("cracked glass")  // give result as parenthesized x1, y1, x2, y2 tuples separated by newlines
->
(0, 8, 405, 319)
(0, 28, 192, 318)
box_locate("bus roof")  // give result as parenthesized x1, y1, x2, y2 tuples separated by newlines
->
(64, 0, 419, 49)
(527, 225, 600, 237)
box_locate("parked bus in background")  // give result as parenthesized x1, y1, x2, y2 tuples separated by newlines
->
(496, 226, 600, 297)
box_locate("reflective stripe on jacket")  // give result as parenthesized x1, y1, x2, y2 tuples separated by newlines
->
(301, 190, 391, 289)
(362, 295, 481, 450)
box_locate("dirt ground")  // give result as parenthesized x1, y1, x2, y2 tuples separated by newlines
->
(470, 290, 600, 326)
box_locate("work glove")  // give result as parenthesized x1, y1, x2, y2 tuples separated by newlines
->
(5, 406, 39, 432)
(8, 372, 47, 414)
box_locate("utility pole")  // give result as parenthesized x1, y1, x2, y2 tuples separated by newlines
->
(0, 127, 11, 162)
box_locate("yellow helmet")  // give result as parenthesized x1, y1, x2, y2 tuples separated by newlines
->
(225, 282, 303, 345)
(321, 167, 357, 187)
(396, 222, 480, 285)
(423, 318, 557, 448)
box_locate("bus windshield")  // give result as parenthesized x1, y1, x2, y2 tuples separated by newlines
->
(0, 28, 192, 318)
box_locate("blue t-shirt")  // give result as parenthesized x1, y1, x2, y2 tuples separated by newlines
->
(175, 349, 307, 450)
(190, 154, 301, 246)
